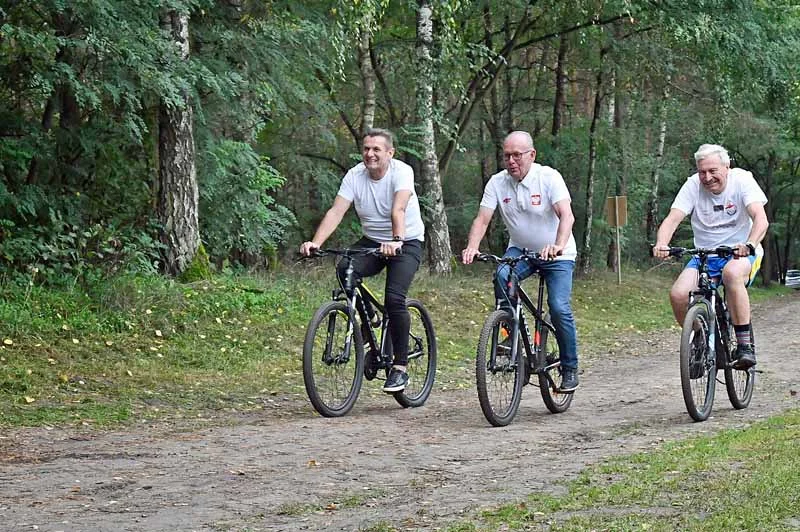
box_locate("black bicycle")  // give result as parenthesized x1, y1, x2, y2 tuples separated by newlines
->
(301, 248, 437, 417)
(668, 246, 756, 422)
(471, 251, 573, 427)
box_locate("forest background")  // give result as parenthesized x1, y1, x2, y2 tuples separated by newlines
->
(1, 0, 800, 285)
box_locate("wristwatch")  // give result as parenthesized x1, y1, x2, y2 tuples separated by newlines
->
(745, 241, 756, 256)
(392, 235, 403, 242)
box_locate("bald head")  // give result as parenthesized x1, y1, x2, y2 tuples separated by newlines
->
(503, 131, 536, 181)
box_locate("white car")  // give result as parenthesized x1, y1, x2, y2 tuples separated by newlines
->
(787, 269, 800, 289)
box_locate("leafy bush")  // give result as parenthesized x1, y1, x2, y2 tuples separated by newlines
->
(198, 140, 296, 267)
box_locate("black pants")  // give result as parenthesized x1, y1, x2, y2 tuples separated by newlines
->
(336, 237, 423, 366)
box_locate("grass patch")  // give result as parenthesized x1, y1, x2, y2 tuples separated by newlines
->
(0, 262, 793, 427)
(460, 409, 800, 531)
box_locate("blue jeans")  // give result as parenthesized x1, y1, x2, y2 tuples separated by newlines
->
(494, 247, 578, 370)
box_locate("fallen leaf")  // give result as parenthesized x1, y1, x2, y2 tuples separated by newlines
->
(155, 330, 162, 337)
(24, 396, 35, 403)
(2, 338, 12, 345)
(72, 338, 80, 344)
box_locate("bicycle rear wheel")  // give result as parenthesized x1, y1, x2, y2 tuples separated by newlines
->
(394, 299, 437, 408)
(476, 310, 524, 427)
(302, 301, 365, 417)
(538, 322, 573, 414)
(680, 302, 716, 422)
(724, 326, 755, 410)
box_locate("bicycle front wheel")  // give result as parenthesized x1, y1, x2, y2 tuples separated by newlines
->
(394, 299, 437, 408)
(302, 301, 365, 417)
(476, 310, 524, 427)
(538, 322, 573, 414)
(680, 302, 716, 422)
(724, 327, 755, 409)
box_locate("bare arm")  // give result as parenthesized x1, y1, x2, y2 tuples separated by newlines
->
(299, 195, 351, 255)
(732, 201, 769, 257)
(382, 189, 413, 256)
(653, 208, 687, 258)
(462, 207, 495, 264)
(541, 199, 575, 259)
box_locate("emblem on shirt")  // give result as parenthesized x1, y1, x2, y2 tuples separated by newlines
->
(725, 202, 737, 216)
(531, 194, 541, 206)
(502, 197, 512, 204)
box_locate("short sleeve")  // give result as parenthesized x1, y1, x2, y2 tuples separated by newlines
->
(392, 162, 415, 193)
(739, 170, 768, 207)
(547, 170, 571, 204)
(479, 177, 499, 210)
(337, 169, 356, 202)
(670, 178, 696, 216)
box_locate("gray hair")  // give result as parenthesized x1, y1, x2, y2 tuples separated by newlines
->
(364, 128, 395, 148)
(694, 144, 730, 166)
(505, 130, 534, 149)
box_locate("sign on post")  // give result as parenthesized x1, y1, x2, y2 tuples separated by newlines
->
(605, 196, 628, 284)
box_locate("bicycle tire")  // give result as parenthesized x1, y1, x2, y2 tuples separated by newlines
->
(476, 309, 524, 427)
(302, 301, 365, 417)
(538, 321, 573, 414)
(394, 299, 437, 408)
(724, 326, 755, 410)
(680, 302, 716, 422)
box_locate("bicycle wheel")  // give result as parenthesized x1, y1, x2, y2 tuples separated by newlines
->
(476, 310, 524, 427)
(724, 325, 755, 410)
(394, 299, 437, 408)
(302, 301, 365, 417)
(538, 321, 573, 414)
(679, 302, 716, 422)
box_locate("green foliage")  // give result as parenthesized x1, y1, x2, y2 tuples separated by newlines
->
(198, 140, 295, 266)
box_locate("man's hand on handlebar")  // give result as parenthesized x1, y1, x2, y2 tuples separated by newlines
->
(461, 247, 480, 265)
(380, 240, 403, 257)
(652, 243, 671, 260)
(732, 242, 754, 258)
(540, 244, 563, 261)
(299, 241, 320, 257)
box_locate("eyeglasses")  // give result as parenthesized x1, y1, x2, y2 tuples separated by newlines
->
(503, 149, 533, 162)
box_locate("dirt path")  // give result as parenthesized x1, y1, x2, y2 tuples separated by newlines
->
(2, 293, 799, 532)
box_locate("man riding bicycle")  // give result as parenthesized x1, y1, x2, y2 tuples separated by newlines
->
(461, 131, 580, 392)
(299, 128, 425, 393)
(653, 144, 769, 370)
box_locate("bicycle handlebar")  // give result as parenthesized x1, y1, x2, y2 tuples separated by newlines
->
(656, 245, 745, 259)
(475, 251, 546, 264)
(301, 247, 395, 259)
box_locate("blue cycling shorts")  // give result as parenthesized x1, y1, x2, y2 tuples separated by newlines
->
(685, 254, 762, 287)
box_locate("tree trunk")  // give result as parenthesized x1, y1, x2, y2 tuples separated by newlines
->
(646, 80, 670, 244)
(157, 10, 199, 276)
(760, 152, 777, 286)
(578, 60, 605, 276)
(551, 34, 569, 138)
(532, 42, 551, 139)
(358, 18, 376, 138)
(415, 0, 451, 274)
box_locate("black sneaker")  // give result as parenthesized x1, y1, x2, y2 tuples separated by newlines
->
(383, 368, 409, 393)
(732, 343, 756, 370)
(560, 367, 579, 392)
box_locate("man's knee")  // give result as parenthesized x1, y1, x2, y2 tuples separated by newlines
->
(384, 291, 407, 314)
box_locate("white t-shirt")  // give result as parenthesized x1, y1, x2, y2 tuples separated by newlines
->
(337, 159, 425, 242)
(671, 168, 767, 248)
(480, 163, 577, 261)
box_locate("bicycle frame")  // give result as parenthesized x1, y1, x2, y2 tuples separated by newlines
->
(487, 253, 560, 386)
(326, 248, 425, 371)
(684, 250, 735, 368)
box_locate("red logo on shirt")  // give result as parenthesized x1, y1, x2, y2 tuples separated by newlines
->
(531, 194, 541, 206)
(725, 202, 737, 216)
(502, 197, 512, 204)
